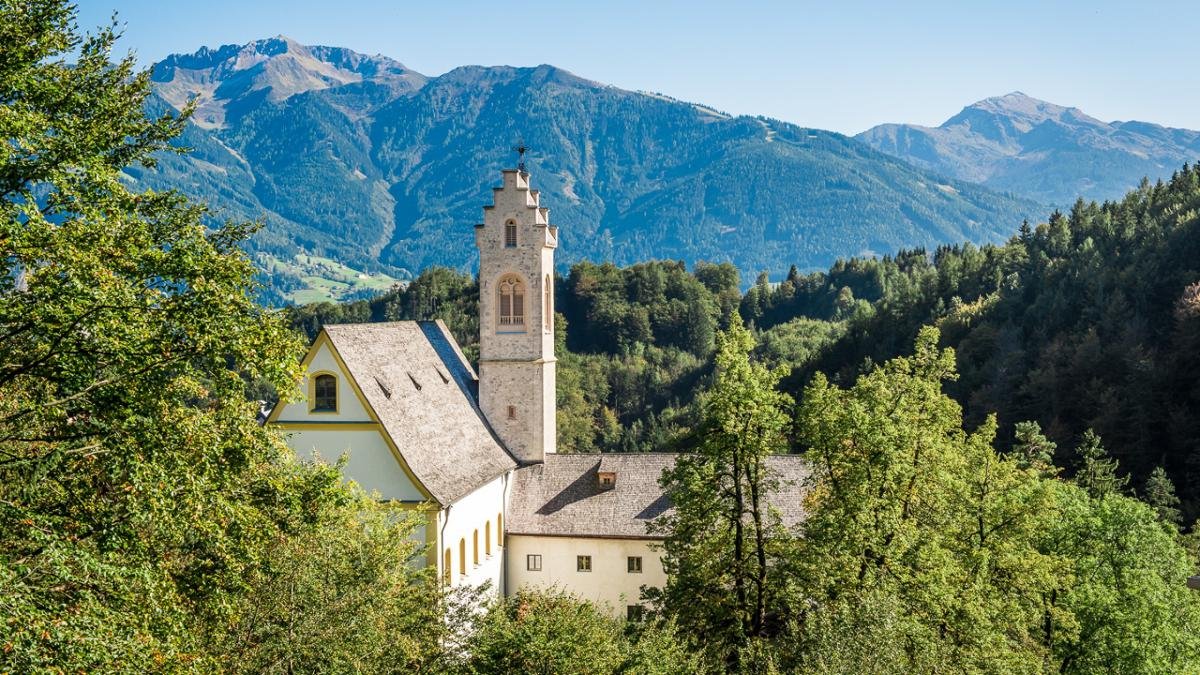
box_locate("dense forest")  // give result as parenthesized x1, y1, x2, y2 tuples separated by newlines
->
(5, 3, 1200, 672)
(290, 165, 1200, 522)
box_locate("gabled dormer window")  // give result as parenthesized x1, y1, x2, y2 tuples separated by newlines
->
(312, 373, 337, 412)
(504, 221, 517, 248)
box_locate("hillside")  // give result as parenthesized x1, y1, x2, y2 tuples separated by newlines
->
(290, 165, 1200, 517)
(748, 165, 1200, 516)
(858, 91, 1200, 205)
(128, 37, 1042, 302)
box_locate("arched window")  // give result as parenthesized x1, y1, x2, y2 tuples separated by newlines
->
(443, 548, 451, 585)
(459, 538, 466, 577)
(312, 373, 337, 412)
(497, 275, 525, 329)
(473, 529, 479, 566)
(504, 221, 517, 248)
(485, 521, 492, 556)
(544, 274, 553, 332)
(497, 513, 503, 548)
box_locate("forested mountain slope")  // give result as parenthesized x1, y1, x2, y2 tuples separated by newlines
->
(130, 38, 1042, 301)
(859, 92, 1200, 205)
(747, 164, 1200, 515)
(290, 164, 1200, 517)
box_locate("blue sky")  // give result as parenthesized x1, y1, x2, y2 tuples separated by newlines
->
(78, 0, 1200, 134)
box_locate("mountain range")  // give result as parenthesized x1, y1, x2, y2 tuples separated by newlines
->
(858, 92, 1200, 205)
(129, 37, 1047, 302)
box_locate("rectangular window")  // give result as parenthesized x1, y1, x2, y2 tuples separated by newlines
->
(577, 555, 592, 572)
(627, 556, 643, 573)
(627, 605, 644, 622)
(526, 554, 542, 572)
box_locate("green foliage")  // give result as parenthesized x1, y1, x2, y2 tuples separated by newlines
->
(653, 318, 795, 671)
(1073, 429, 1129, 499)
(1143, 466, 1182, 527)
(789, 327, 1200, 672)
(1044, 482, 1200, 672)
(0, 4, 442, 670)
(206, 475, 448, 673)
(794, 327, 1066, 672)
(460, 588, 696, 675)
(1013, 420, 1058, 471)
(760, 166, 1200, 518)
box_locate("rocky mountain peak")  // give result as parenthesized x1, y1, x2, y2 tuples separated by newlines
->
(152, 36, 426, 128)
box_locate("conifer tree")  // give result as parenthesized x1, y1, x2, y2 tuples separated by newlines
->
(1144, 466, 1182, 527)
(1012, 420, 1057, 471)
(1073, 429, 1128, 498)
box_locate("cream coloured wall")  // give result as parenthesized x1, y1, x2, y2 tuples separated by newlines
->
(273, 341, 372, 422)
(283, 428, 425, 502)
(437, 474, 509, 597)
(505, 535, 666, 617)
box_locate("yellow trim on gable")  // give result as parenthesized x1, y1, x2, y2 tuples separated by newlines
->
(267, 329, 441, 506)
(275, 422, 381, 431)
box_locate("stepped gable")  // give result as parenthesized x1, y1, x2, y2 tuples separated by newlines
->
(507, 453, 809, 539)
(323, 320, 516, 504)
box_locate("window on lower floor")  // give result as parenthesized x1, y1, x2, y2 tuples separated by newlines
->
(627, 556, 643, 573)
(527, 554, 542, 571)
(627, 604, 645, 622)
(577, 555, 592, 572)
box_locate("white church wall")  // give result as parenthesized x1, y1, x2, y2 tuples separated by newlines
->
(505, 535, 666, 617)
(438, 473, 508, 597)
(283, 428, 425, 502)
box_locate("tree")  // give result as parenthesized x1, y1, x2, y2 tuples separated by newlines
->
(1073, 430, 1128, 498)
(653, 316, 795, 671)
(207, 472, 449, 673)
(1043, 480, 1200, 672)
(0, 4, 438, 669)
(461, 589, 697, 675)
(792, 327, 1067, 672)
(1143, 466, 1182, 527)
(1013, 420, 1057, 471)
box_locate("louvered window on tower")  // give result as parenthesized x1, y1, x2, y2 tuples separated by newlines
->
(498, 275, 525, 328)
(504, 221, 517, 247)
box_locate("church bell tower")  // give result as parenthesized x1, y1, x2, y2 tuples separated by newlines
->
(475, 158, 557, 464)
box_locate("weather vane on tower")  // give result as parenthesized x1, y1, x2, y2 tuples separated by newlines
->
(512, 139, 529, 173)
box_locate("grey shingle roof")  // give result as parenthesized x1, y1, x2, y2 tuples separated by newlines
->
(323, 320, 517, 505)
(507, 453, 809, 539)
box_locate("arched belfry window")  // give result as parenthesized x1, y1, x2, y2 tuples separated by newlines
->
(544, 274, 553, 333)
(312, 373, 337, 412)
(504, 221, 517, 248)
(498, 275, 525, 329)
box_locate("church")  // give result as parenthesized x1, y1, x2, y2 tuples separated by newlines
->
(266, 166, 807, 618)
